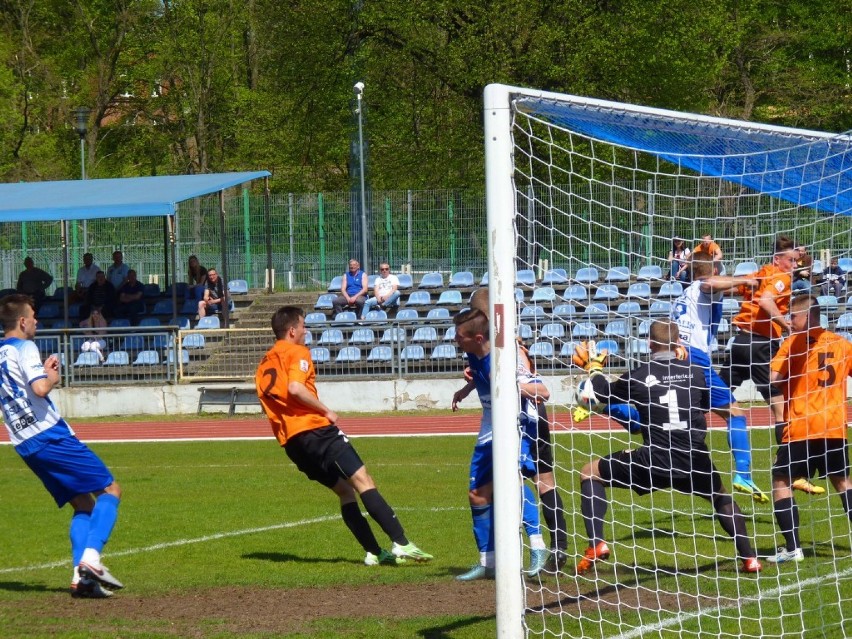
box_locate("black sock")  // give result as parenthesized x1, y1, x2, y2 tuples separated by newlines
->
(773, 496, 800, 550)
(713, 495, 754, 558)
(774, 422, 788, 445)
(360, 488, 407, 546)
(839, 489, 852, 523)
(580, 479, 607, 545)
(341, 501, 380, 555)
(540, 488, 567, 551)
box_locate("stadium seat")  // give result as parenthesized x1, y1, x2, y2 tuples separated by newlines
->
(74, 351, 100, 367)
(717, 317, 730, 334)
(637, 319, 652, 337)
(516, 269, 536, 286)
(812, 258, 824, 275)
(584, 302, 608, 318)
(733, 261, 759, 277)
(437, 290, 463, 305)
(397, 273, 414, 289)
(0, 287, 16, 298)
(604, 319, 629, 337)
(443, 326, 457, 341)
(405, 291, 431, 306)
(412, 326, 438, 343)
(70, 335, 88, 353)
(572, 322, 598, 339)
(528, 342, 554, 358)
(109, 318, 131, 328)
(166, 349, 190, 366)
(552, 304, 576, 319)
(364, 309, 388, 322)
(367, 274, 378, 288)
(605, 266, 630, 282)
(518, 323, 533, 340)
(310, 347, 331, 363)
(722, 298, 740, 315)
(449, 271, 474, 288)
(839, 332, 852, 343)
(326, 276, 343, 292)
(539, 323, 566, 339)
(38, 303, 60, 319)
(68, 303, 82, 319)
(104, 351, 131, 366)
(350, 328, 375, 345)
(51, 319, 71, 329)
(314, 293, 336, 309)
(152, 300, 174, 315)
(304, 331, 313, 345)
(593, 284, 620, 301)
(34, 336, 59, 355)
(574, 267, 600, 284)
(648, 300, 672, 316)
(541, 268, 568, 285)
(151, 333, 171, 350)
(520, 305, 545, 319)
(196, 316, 220, 330)
(531, 287, 557, 303)
(657, 281, 683, 298)
(335, 347, 362, 363)
(179, 299, 198, 314)
(143, 283, 161, 298)
(626, 282, 652, 300)
(597, 339, 620, 356)
(133, 350, 161, 365)
(515, 288, 525, 303)
(480, 272, 489, 286)
(380, 327, 406, 343)
(333, 311, 357, 324)
(820, 313, 830, 329)
(400, 345, 425, 361)
(367, 346, 393, 362)
(431, 344, 458, 360)
(121, 335, 146, 351)
(838, 258, 852, 273)
(627, 337, 650, 356)
(182, 333, 206, 350)
(52, 286, 70, 301)
(174, 316, 192, 330)
(636, 264, 664, 281)
(426, 307, 450, 320)
(305, 312, 327, 326)
(419, 272, 444, 288)
(559, 341, 581, 358)
(817, 295, 839, 311)
(166, 282, 188, 298)
(396, 308, 419, 321)
(562, 284, 588, 302)
(836, 313, 852, 330)
(616, 301, 641, 315)
(139, 317, 162, 327)
(318, 329, 344, 345)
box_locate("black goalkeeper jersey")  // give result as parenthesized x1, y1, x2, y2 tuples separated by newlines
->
(589, 352, 710, 471)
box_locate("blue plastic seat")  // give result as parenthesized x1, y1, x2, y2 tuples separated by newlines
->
(380, 327, 406, 343)
(121, 335, 146, 351)
(531, 287, 557, 303)
(104, 351, 131, 366)
(431, 344, 457, 360)
(636, 264, 664, 281)
(326, 276, 343, 292)
(541, 269, 568, 285)
(480, 272, 489, 286)
(305, 312, 327, 326)
(174, 316, 192, 330)
(318, 329, 344, 345)
(38, 303, 60, 319)
(197, 316, 221, 330)
(304, 331, 313, 345)
(367, 346, 393, 362)
(528, 342, 554, 358)
(396, 308, 419, 321)
(419, 272, 444, 289)
(426, 307, 450, 320)
(166, 349, 190, 365)
(178, 299, 197, 315)
(74, 351, 101, 367)
(559, 341, 581, 357)
(449, 271, 474, 288)
(604, 320, 629, 337)
(166, 282, 188, 298)
(637, 319, 652, 337)
(594, 284, 620, 301)
(366, 274, 378, 289)
(616, 301, 641, 315)
(52, 286, 70, 301)
(437, 290, 463, 305)
(34, 336, 59, 355)
(649, 300, 672, 316)
(68, 303, 82, 319)
(152, 300, 174, 315)
(400, 345, 425, 360)
(838, 258, 852, 273)
(562, 284, 588, 302)
(182, 333, 206, 349)
(364, 310, 388, 322)
(817, 295, 839, 311)
(733, 261, 759, 277)
(516, 269, 536, 286)
(722, 298, 740, 315)
(151, 333, 171, 350)
(657, 281, 684, 298)
(552, 304, 576, 319)
(350, 328, 375, 344)
(109, 318, 131, 328)
(572, 322, 598, 339)
(396, 273, 414, 289)
(596, 339, 620, 356)
(520, 305, 545, 319)
(333, 311, 357, 325)
(412, 326, 438, 343)
(143, 283, 161, 298)
(139, 317, 162, 327)
(626, 282, 652, 300)
(443, 326, 456, 341)
(836, 313, 852, 330)
(406, 291, 431, 306)
(628, 337, 650, 356)
(227, 279, 248, 295)
(335, 346, 362, 363)
(133, 350, 160, 365)
(574, 267, 600, 284)
(584, 302, 608, 318)
(314, 293, 336, 310)
(605, 266, 630, 282)
(518, 323, 534, 340)
(539, 323, 566, 339)
(310, 347, 331, 363)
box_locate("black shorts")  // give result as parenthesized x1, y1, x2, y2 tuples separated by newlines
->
(284, 425, 365, 489)
(530, 412, 555, 475)
(772, 438, 849, 481)
(720, 331, 782, 400)
(598, 446, 722, 498)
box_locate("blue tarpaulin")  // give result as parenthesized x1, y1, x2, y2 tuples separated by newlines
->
(0, 171, 270, 222)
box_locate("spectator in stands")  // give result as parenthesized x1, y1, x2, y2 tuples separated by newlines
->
(792, 245, 813, 293)
(186, 255, 207, 301)
(72, 253, 100, 303)
(114, 269, 146, 325)
(106, 251, 129, 290)
(332, 259, 368, 318)
(693, 234, 723, 263)
(85, 271, 116, 319)
(79, 307, 108, 363)
(16, 256, 53, 311)
(821, 257, 845, 299)
(668, 238, 691, 283)
(361, 263, 400, 319)
(198, 267, 227, 318)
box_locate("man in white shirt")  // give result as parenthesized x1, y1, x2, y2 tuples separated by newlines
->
(361, 263, 400, 319)
(73, 253, 100, 302)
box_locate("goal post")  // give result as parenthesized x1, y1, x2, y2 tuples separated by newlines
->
(484, 82, 852, 639)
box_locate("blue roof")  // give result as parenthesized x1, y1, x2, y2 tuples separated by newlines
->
(0, 171, 270, 222)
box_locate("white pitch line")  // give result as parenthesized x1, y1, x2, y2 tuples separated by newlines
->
(607, 563, 852, 639)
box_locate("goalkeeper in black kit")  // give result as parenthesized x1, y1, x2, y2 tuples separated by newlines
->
(572, 319, 762, 575)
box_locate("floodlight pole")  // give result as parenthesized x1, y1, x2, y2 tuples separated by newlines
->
(354, 82, 368, 271)
(73, 106, 91, 180)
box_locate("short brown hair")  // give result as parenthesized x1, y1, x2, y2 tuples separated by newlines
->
(774, 234, 795, 254)
(469, 288, 489, 316)
(0, 294, 34, 333)
(690, 252, 715, 279)
(453, 308, 489, 338)
(271, 306, 305, 339)
(648, 320, 680, 351)
(790, 294, 820, 320)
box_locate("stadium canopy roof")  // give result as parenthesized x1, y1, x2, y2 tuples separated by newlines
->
(0, 171, 270, 222)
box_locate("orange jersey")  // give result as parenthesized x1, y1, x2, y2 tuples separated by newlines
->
(732, 264, 791, 338)
(770, 328, 852, 442)
(693, 241, 721, 258)
(255, 340, 330, 446)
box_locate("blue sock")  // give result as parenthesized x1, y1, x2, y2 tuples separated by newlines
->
(727, 415, 751, 475)
(471, 504, 494, 552)
(522, 484, 540, 537)
(86, 493, 120, 553)
(606, 403, 641, 433)
(70, 511, 91, 567)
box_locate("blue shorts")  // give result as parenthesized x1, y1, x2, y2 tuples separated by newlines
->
(688, 346, 735, 409)
(469, 439, 537, 490)
(21, 435, 114, 508)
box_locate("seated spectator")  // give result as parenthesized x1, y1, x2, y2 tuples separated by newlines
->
(791, 244, 813, 293)
(668, 238, 691, 283)
(186, 254, 208, 301)
(72, 252, 100, 303)
(693, 233, 723, 262)
(332, 259, 368, 317)
(85, 271, 116, 319)
(16, 256, 53, 311)
(361, 262, 400, 319)
(106, 250, 130, 290)
(198, 268, 227, 318)
(821, 257, 845, 298)
(79, 307, 108, 363)
(115, 269, 146, 325)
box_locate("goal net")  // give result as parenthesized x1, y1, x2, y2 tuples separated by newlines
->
(483, 83, 852, 639)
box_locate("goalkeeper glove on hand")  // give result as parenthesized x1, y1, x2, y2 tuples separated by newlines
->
(572, 340, 608, 373)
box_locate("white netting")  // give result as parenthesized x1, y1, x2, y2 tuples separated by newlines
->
(492, 87, 852, 638)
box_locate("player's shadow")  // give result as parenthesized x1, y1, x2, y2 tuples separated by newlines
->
(242, 551, 364, 566)
(417, 615, 493, 638)
(0, 581, 60, 593)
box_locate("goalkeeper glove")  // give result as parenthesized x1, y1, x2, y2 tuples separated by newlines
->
(572, 340, 608, 374)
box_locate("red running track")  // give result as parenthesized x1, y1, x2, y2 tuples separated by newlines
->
(0, 405, 794, 443)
